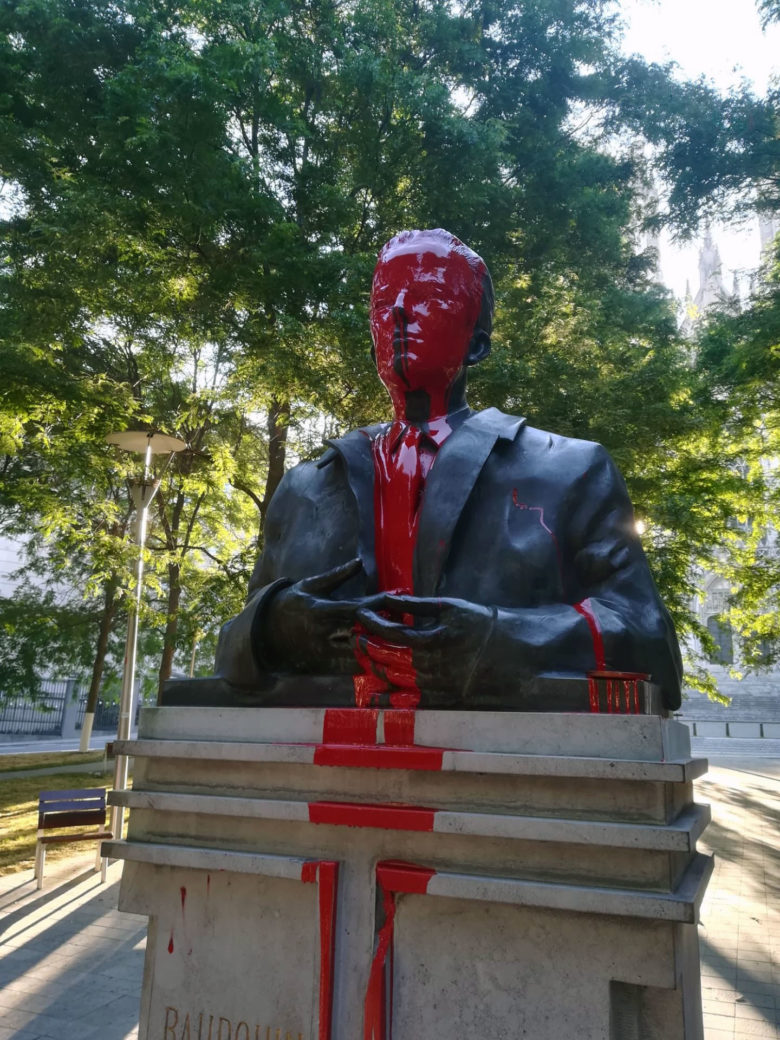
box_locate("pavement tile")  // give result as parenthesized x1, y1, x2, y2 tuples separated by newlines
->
(0, 758, 777, 1039)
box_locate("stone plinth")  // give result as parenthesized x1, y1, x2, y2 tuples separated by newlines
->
(106, 706, 712, 1040)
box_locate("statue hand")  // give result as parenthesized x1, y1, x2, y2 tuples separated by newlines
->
(265, 558, 377, 674)
(356, 594, 495, 694)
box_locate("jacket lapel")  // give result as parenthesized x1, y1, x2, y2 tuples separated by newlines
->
(324, 424, 385, 592)
(414, 408, 526, 595)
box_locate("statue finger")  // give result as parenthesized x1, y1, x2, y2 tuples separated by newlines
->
(378, 594, 443, 618)
(357, 608, 445, 646)
(298, 558, 362, 596)
(354, 634, 410, 667)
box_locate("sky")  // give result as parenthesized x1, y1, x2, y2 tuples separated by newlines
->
(618, 0, 780, 300)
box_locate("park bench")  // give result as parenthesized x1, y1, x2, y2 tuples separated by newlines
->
(33, 788, 113, 890)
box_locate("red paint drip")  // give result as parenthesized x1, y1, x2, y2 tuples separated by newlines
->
(180, 886, 186, 911)
(167, 932, 174, 954)
(301, 861, 319, 884)
(573, 599, 606, 669)
(352, 429, 425, 707)
(316, 862, 338, 1040)
(574, 599, 606, 712)
(364, 883, 395, 1040)
(384, 709, 415, 745)
(370, 233, 484, 423)
(364, 862, 435, 1039)
(206, 874, 210, 896)
(308, 801, 436, 832)
(587, 671, 649, 714)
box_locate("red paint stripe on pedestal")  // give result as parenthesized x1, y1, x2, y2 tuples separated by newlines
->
(300, 861, 318, 884)
(376, 861, 436, 895)
(313, 744, 444, 770)
(383, 709, 415, 745)
(322, 708, 379, 745)
(364, 885, 395, 1040)
(308, 801, 436, 831)
(298, 861, 339, 1040)
(316, 862, 338, 1040)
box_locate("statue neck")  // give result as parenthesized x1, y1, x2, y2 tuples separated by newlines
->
(389, 370, 470, 429)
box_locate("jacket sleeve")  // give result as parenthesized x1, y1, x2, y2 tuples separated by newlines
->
(213, 472, 300, 688)
(467, 445, 683, 709)
(214, 453, 362, 687)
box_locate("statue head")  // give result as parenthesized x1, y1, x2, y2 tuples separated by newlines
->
(370, 229, 493, 421)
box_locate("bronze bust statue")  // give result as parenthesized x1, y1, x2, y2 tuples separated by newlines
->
(168, 229, 682, 712)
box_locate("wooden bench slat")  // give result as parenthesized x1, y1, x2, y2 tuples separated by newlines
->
(38, 787, 106, 802)
(38, 831, 113, 846)
(34, 787, 113, 890)
(39, 810, 107, 830)
(39, 798, 105, 814)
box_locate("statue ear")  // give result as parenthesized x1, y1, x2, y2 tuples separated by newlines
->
(465, 329, 491, 366)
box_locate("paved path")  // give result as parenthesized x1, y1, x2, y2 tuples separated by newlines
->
(697, 765, 780, 1039)
(0, 859, 145, 1039)
(0, 756, 777, 1038)
(0, 735, 134, 756)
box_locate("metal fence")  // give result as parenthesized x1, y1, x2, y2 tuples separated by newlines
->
(0, 679, 82, 736)
(0, 679, 143, 737)
(75, 696, 122, 732)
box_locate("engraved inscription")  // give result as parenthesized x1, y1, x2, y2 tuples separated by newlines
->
(163, 1006, 305, 1040)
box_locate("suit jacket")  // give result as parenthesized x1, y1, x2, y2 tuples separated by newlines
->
(215, 407, 683, 709)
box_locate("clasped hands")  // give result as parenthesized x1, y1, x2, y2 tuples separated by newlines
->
(264, 558, 493, 694)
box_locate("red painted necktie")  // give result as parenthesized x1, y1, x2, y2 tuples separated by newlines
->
(353, 422, 434, 707)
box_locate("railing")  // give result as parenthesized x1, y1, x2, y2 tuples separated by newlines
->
(75, 695, 120, 732)
(0, 680, 144, 737)
(0, 679, 81, 736)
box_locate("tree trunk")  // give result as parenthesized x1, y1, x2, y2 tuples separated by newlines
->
(79, 576, 118, 752)
(156, 561, 182, 704)
(259, 398, 291, 532)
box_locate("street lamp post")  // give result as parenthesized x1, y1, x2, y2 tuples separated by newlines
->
(105, 431, 187, 842)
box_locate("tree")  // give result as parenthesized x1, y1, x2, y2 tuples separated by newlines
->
(2, 0, 777, 699)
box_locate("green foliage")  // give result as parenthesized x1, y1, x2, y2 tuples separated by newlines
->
(1, 0, 779, 700)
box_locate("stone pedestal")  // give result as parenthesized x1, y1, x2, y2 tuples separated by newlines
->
(106, 707, 712, 1040)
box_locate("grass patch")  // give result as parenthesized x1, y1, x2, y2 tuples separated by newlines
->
(0, 750, 106, 773)
(0, 768, 125, 876)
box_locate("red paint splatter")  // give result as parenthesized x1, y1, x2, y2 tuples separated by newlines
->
(167, 932, 174, 954)
(574, 599, 606, 712)
(355, 232, 485, 707)
(308, 801, 436, 832)
(364, 862, 435, 1039)
(352, 428, 425, 707)
(370, 231, 485, 422)
(180, 886, 186, 911)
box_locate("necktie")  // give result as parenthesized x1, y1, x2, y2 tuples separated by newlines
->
(353, 422, 432, 706)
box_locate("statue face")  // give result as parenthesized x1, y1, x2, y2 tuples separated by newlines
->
(370, 237, 483, 416)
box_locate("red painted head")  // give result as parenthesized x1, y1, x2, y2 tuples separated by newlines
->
(370, 229, 493, 421)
